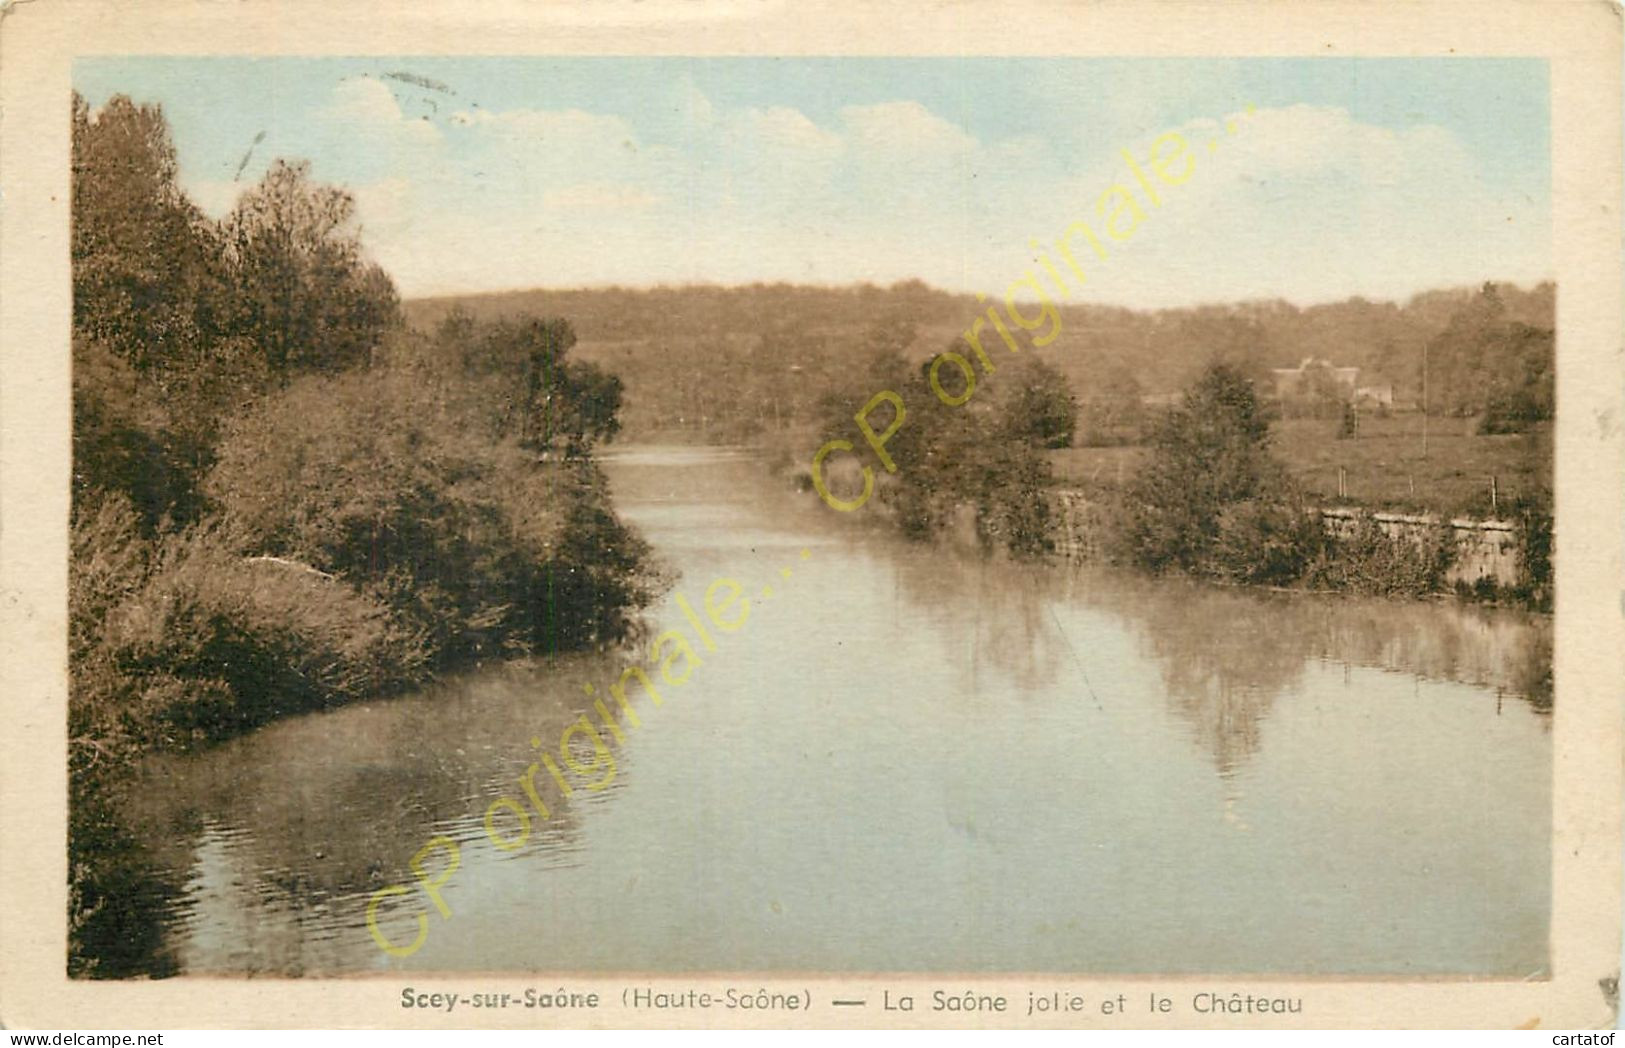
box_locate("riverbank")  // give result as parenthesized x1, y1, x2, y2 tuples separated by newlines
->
(69, 94, 666, 974)
(1051, 489, 1552, 609)
(775, 452, 1550, 611)
(68, 449, 662, 977)
(788, 359, 1551, 610)
(105, 445, 1553, 977)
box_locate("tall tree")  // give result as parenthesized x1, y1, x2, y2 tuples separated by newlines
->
(998, 356, 1077, 449)
(1120, 363, 1282, 572)
(71, 93, 220, 371)
(1424, 281, 1555, 430)
(220, 159, 399, 376)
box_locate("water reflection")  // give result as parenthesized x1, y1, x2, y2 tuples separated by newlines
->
(1083, 575, 1555, 778)
(893, 549, 1550, 782)
(123, 446, 1552, 976)
(120, 660, 623, 974)
(889, 548, 1067, 695)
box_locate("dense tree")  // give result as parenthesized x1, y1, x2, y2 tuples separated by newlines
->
(219, 159, 400, 376)
(440, 313, 624, 455)
(71, 94, 221, 372)
(998, 356, 1077, 449)
(72, 94, 233, 527)
(1423, 282, 1555, 430)
(1119, 363, 1287, 573)
(71, 97, 400, 526)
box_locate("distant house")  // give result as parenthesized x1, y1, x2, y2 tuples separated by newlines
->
(1271, 357, 1359, 402)
(1354, 383, 1394, 408)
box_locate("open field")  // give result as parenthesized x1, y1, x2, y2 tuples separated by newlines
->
(1050, 413, 1551, 518)
(1269, 415, 1551, 516)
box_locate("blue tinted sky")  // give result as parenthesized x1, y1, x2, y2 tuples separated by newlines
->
(76, 56, 1551, 305)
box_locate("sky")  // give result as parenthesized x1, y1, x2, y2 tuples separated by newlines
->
(74, 57, 1552, 308)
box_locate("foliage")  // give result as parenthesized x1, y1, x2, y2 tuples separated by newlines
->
(70, 492, 429, 750)
(1116, 363, 1283, 574)
(432, 311, 623, 454)
(1111, 363, 1475, 597)
(71, 94, 400, 532)
(1507, 492, 1554, 611)
(1424, 282, 1555, 431)
(817, 346, 1058, 556)
(71, 94, 220, 372)
(68, 93, 657, 976)
(997, 356, 1077, 449)
(72, 337, 200, 529)
(67, 490, 431, 976)
(218, 159, 400, 375)
(205, 366, 654, 661)
(1301, 517, 1456, 598)
(408, 279, 1555, 447)
(1210, 499, 1326, 586)
(68, 763, 179, 979)
(1074, 362, 1144, 446)
(1478, 323, 1556, 433)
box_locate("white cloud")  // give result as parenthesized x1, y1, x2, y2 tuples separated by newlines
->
(840, 100, 978, 158)
(541, 183, 664, 212)
(449, 105, 631, 146)
(727, 106, 844, 159)
(320, 91, 1545, 308)
(184, 177, 249, 218)
(673, 78, 715, 129)
(320, 77, 441, 148)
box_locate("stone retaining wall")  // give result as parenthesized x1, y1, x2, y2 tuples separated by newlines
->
(1048, 490, 1527, 589)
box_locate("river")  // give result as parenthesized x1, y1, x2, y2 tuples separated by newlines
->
(116, 445, 1552, 977)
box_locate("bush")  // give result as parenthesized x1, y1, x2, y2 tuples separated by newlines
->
(999, 357, 1077, 450)
(1302, 516, 1456, 598)
(1509, 493, 1553, 611)
(71, 493, 428, 748)
(68, 770, 179, 979)
(72, 338, 213, 531)
(850, 351, 1060, 557)
(1210, 500, 1325, 586)
(1117, 363, 1280, 573)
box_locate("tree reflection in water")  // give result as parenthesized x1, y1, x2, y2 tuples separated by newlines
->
(117, 658, 611, 975)
(894, 547, 1551, 782)
(1059, 569, 1553, 779)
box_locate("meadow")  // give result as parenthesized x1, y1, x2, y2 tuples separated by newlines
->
(1051, 413, 1551, 519)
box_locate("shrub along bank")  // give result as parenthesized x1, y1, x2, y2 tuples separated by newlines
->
(1106, 364, 1548, 606)
(68, 93, 656, 976)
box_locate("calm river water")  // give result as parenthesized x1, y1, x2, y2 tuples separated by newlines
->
(119, 446, 1552, 976)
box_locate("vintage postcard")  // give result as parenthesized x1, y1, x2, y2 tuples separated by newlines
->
(1, 0, 1620, 1032)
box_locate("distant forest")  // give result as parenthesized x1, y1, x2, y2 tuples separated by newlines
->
(406, 280, 1555, 444)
